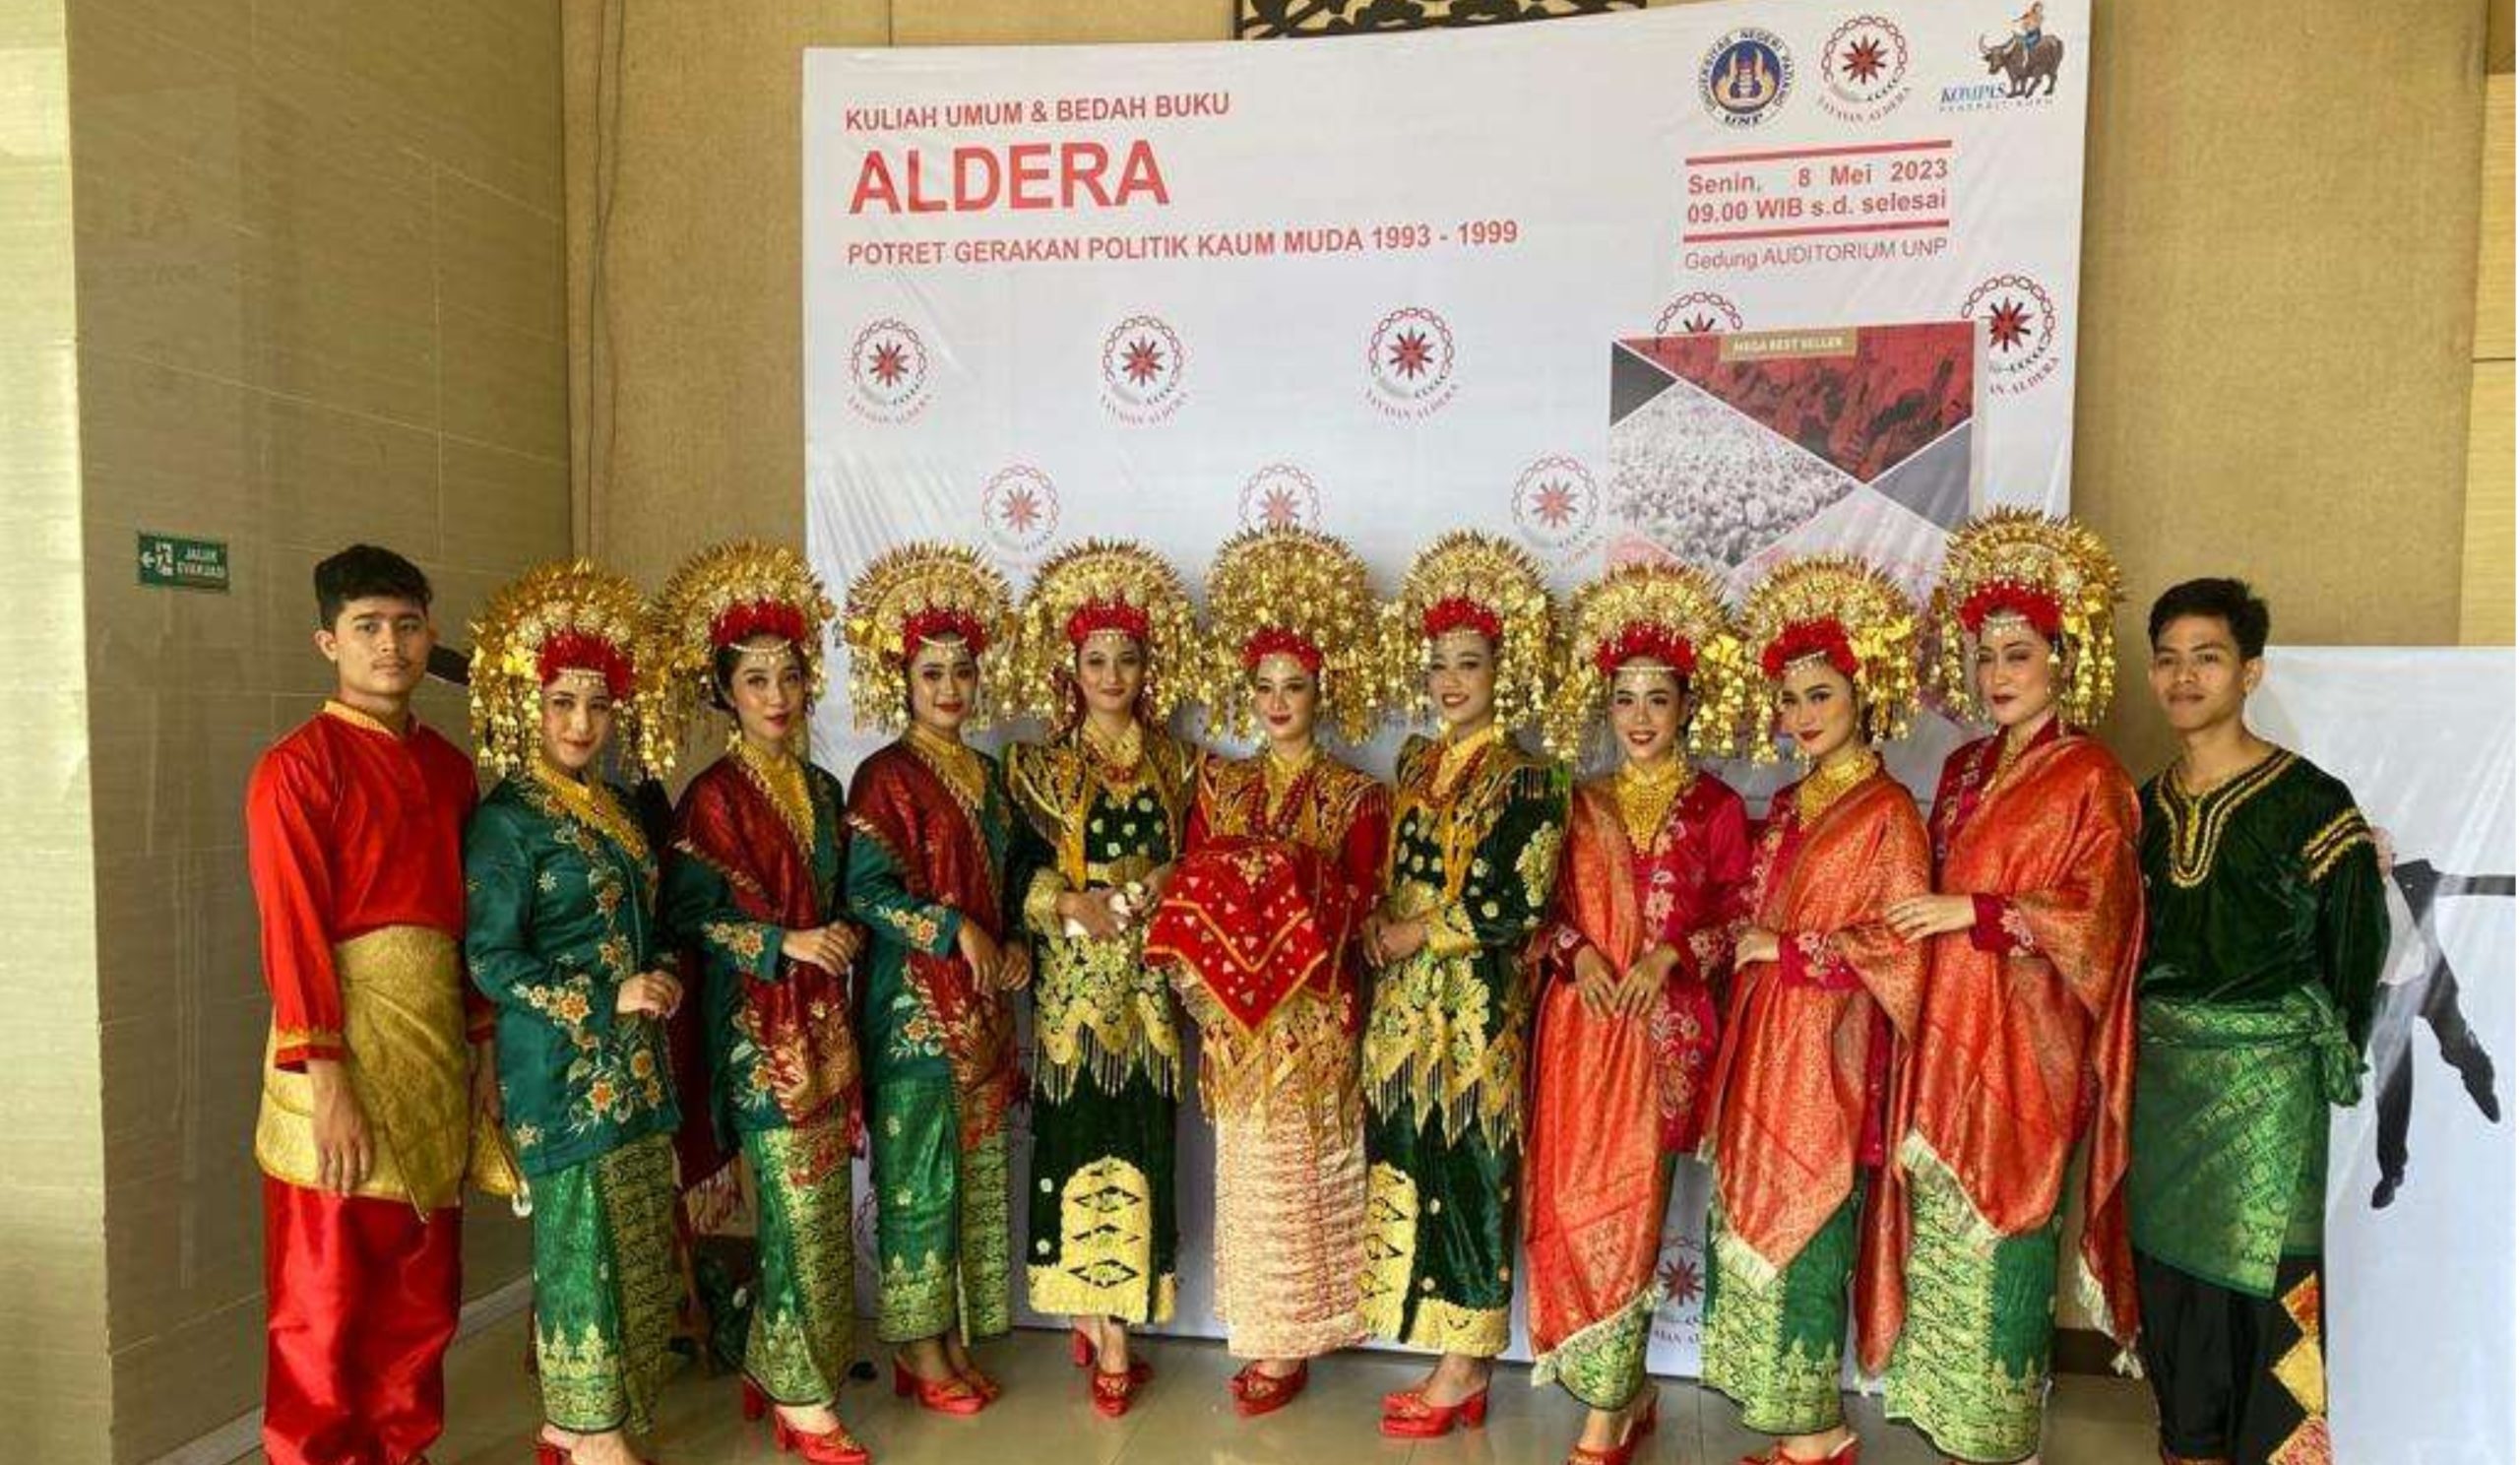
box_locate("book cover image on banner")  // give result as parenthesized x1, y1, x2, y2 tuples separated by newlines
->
(1606, 321, 1976, 600)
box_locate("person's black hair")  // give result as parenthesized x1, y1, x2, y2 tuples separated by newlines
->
(2147, 577, 2270, 660)
(314, 543, 431, 627)
(709, 640, 804, 711)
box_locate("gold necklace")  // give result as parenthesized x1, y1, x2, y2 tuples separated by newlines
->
(1432, 723, 1501, 800)
(1263, 743, 1316, 819)
(1612, 756, 1690, 849)
(731, 736, 816, 857)
(1796, 748, 1879, 823)
(1079, 718, 1146, 792)
(907, 723, 986, 815)
(529, 759, 651, 864)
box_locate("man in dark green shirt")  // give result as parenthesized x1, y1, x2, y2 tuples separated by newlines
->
(2130, 578, 2388, 1465)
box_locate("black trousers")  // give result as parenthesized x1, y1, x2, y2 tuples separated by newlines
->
(2133, 1249, 2329, 1465)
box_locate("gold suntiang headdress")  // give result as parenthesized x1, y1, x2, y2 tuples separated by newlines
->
(1737, 553, 1921, 760)
(1927, 508, 2122, 728)
(467, 559, 652, 779)
(1380, 530, 1557, 732)
(839, 541, 1015, 735)
(643, 541, 835, 777)
(1003, 539, 1200, 730)
(1197, 528, 1385, 746)
(1545, 561, 1750, 761)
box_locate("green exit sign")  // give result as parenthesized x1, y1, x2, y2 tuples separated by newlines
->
(137, 532, 230, 592)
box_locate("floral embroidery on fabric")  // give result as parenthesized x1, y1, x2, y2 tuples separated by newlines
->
(883, 906, 942, 947)
(705, 922, 767, 963)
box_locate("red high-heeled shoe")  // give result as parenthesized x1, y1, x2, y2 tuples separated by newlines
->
(536, 1442, 571, 1465)
(1738, 1436, 1860, 1465)
(892, 1359, 989, 1416)
(1566, 1391, 1661, 1465)
(741, 1378, 770, 1424)
(1069, 1326, 1154, 1382)
(1379, 1385, 1489, 1438)
(955, 1360, 1001, 1402)
(1229, 1360, 1309, 1418)
(1091, 1363, 1145, 1419)
(772, 1414, 870, 1465)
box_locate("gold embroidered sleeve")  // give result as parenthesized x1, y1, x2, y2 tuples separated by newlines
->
(1022, 868, 1067, 938)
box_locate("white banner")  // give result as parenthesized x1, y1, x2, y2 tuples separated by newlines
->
(808, 1, 2094, 1375)
(2254, 649, 2515, 1465)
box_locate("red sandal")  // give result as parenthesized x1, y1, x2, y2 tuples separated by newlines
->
(1229, 1360, 1309, 1418)
(772, 1414, 869, 1465)
(1091, 1363, 1146, 1419)
(1565, 1391, 1660, 1465)
(1738, 1436, 1860, 1465)
(1379, 1385, 1489, 1438)
(891, 1358, 988, 1416)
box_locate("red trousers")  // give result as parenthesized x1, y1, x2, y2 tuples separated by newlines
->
(262, 1177, 463, 1465)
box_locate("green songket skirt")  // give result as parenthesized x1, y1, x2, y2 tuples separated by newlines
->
(1700, 1195, 1858, 1436)
(530, 1132, 680, 1434)
(741, 1115, 855, 1406)
(1880, 1148, 2067, 1462)
(869, 1076, 1012, 1344)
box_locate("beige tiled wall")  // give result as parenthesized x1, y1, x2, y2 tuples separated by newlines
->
(63, 0, 573, 1459)
(1, 6, 112, 1462)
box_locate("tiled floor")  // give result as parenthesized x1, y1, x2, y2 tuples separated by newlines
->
(229, 1313, 2166, 1464)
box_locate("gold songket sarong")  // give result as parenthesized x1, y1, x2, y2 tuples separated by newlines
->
(255, 926, 513, 1210)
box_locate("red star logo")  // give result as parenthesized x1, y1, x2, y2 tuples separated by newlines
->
(1659, 1251, 1702, 1306)
(1120, 335, 1166, 387)
(1387, 328, 1436, 380)
(1260, 486, 1303, 529)
(1682, 314, 1719, 335)
(1841, 35, 1888, 86)
(868, 339, 912, 387)
(1530, 479, 1579, 528)
(999, 487, 1043, 534)
(1985, 296, 2036, 352)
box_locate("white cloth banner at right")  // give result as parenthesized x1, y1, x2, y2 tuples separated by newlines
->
(2252, 647, 2514, 1465)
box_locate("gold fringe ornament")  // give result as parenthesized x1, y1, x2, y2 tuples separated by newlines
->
(1002, 539, 1200, 731)
(1196, 527, 1386, 747)
(1544, 560, 1751, 762)
(838, 541, 1015, 735)
(1926, 507, 2123, 729)
(642, 541, 835, 780)
(466, 559, 652, 780)
(1736, 553, 1921, 762)
(1380, 530, 1557, 733)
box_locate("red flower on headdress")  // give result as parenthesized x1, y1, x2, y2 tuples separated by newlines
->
(1421, 596, 1502, 643)
(1760, 618, 1858, 680)
(1594, 621, 1699, 680)
(899, 606, 987, 661)
(536, 630, 634, 700)
(1065, 599, 1151, 647)
(711, 599, 808, 651)
(1240, 625, 1324, 673)
(1958, 580, 2062, 639)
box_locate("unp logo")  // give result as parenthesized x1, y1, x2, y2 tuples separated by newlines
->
(1701, 28, 1796, 128)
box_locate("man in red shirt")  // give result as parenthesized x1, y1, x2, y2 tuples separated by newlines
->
(247, 545, 498, 1465)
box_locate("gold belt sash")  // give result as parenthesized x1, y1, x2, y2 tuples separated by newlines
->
(254, 925, 516, 1211)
